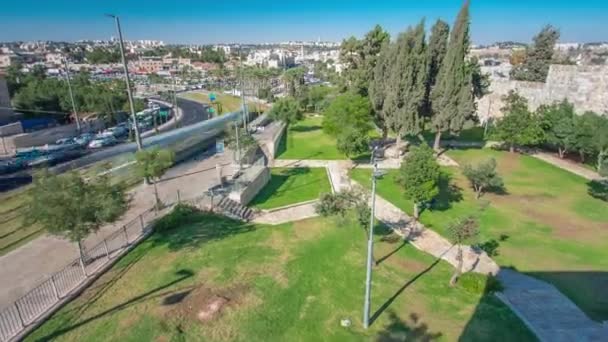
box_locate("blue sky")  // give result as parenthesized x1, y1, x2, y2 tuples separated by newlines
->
(1, 0, 606, 44)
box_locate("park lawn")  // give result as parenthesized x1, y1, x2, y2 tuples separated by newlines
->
(249, 167, 331, 210)
(0, 187, 45, 255)
(351, 148, 608, 321)
(25, 212, 535, 342)
(276, 115, 375, 160)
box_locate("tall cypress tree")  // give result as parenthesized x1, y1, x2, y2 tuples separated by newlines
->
(369, 40, 392, 139)
(425, 19, 450, 117)
(383, 21, 428, 147)
(430, 1, 475, 150)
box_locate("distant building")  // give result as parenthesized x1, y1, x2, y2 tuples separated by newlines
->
(0, 54, 23, 69)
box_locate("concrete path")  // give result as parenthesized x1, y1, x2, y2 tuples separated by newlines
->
(496, 269, 608, 341)
(0, 152, 234, 308)
(253, 202, 318, 225)
(532, 152, 603, 181)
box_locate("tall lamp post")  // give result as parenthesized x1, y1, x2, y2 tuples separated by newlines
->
(63, 58, 81, 133)
(363, 147, 380, 329)
(106, 14, 143, 151)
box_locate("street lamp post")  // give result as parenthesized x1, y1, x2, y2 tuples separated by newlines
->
(363, 147, 379, 329)
(63, 58, 81, 133)
(106, 14, 143, 151)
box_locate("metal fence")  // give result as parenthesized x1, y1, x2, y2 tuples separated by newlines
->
(0, 206, 162, 342)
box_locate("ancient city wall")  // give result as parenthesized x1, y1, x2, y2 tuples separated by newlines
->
(478, 65, 608, 120)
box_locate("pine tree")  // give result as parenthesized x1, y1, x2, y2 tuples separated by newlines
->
(430, 1, 475, 151)
(510, 25, 560, 82)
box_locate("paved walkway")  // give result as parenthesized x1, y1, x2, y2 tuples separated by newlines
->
(496, 269, 608, 341)
(532, 151, 603, 181)
(274, 158, 608, 341)
(253, 202, 318, 225)
(0, 152, 234, 308)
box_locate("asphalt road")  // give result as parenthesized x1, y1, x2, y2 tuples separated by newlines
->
(177, 96, 210, 126)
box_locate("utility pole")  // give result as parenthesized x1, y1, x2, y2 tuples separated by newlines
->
(234, 122, 241, 171)
(171, 73, 179, 127)
(63, 58, 81, 133)
(239, 46, 248, 130)
(106, 14, 143, 151)
(363, 147, 379, 329)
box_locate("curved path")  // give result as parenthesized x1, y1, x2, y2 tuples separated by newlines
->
(269, 157, 608, 341)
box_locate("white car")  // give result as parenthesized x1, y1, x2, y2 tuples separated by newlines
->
(88, 136, 118, 148)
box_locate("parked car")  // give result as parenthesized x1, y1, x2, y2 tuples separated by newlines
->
(88, 136, 118, 148)
(105, 126, 129, 138)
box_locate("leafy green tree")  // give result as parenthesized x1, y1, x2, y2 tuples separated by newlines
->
(398, 144, 441, 219)
(571, 112, 597, 163)
(462, 158, 504, 199)
(224, 122, 257, 151)
(282, 67, 306, 98)
(590, 114, 608, 175)
(340, 25, 390, 96)
(447, 215, 479, 286)
(269, 96, 302, 125)
(135, 148, 175, 209)
(322, 93, 372, 156)
(492, 91, 544, 152)
(510, 25, 560, 82)
(430, 2, 476, 151)
(538, 100, 576, 158)
(27, 169, 128, 259)
(85, 47, 121, 64)
(383, 21, 429, 146)
(315, 189, 369, 229)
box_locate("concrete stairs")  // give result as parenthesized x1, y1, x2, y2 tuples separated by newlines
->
(216, 197, 255, 221)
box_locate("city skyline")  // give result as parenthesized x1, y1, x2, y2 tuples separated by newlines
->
(1, 0, 607, 44)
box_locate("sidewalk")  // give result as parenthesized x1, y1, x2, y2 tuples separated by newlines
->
(0, 152, 234, 308)
(532, 151, 603, 181)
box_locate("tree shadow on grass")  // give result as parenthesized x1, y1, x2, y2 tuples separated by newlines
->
(370, 257, 442, 326)
(587, 180, 608, 202)
(376, 311, 443, 342)
(153, 213, 257, 252)
(289, 125, 322, 133)
(33, 269, 195, 342)
(431, 173, 463, 211)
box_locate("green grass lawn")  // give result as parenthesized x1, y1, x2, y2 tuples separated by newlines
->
(25, 211, 535, 342)
(276, 115, 374, 160)
(351, 148, 608, 321)
(0, 187, 45, 255)
(250, 167, 331, 210)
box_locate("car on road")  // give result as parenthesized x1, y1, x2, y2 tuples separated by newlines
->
(55, 137, 76, 145)
(88, 136, 118, 148)
(74, 133, 96, 146)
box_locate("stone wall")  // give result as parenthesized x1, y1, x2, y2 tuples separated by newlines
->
(228, 166, 270, 205)
(478, 65, 608, 121)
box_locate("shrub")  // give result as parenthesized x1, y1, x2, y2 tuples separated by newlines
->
(154, 203, 201, 232)
(458, 273, 503, 295)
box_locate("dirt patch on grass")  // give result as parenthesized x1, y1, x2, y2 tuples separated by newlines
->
(161, 284, 250, 322)
(522, 207, 606, 241)
(292, 219, 326, 242)
(496, 152, 521, 174)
